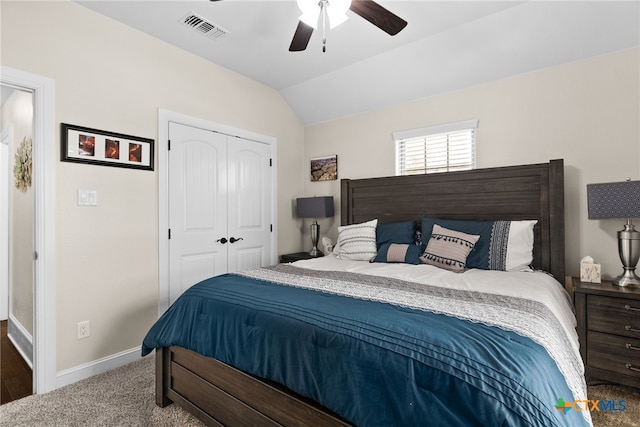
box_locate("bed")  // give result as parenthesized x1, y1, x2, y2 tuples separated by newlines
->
(142, 159, 591, 426)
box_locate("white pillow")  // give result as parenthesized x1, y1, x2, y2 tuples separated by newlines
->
(505, 220, 537, 271)
(335, 219, 378, 261)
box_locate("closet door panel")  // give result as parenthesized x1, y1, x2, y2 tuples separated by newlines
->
(168, 123, 228, 303)
(227, 136, 272, 273)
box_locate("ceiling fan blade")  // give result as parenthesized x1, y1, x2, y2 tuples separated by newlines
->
(350, 0, 407, 36)
(289, 21, 314, 52)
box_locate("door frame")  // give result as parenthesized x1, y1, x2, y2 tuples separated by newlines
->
(1, 66, 57, 393)
(157, 109, 277, 315)
(1, 123, 12, 321)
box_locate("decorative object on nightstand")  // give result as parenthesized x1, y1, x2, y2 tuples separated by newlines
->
(573, 278, 640, 388)
(322, 236, 334, 254)
(580, 256, 601, 283)
(587, 179, 640, 286)
(296, 196, 334, 257)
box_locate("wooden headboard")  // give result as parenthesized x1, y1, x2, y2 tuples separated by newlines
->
(340, 159, 565, 283)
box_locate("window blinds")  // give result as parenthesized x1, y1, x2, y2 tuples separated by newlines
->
(393, 119, 477, 176)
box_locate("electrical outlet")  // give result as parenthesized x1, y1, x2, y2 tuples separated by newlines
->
(77, 320, 90, 339)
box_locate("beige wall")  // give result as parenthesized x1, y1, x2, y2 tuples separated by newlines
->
(304, 48, 640, 281)
(1, 89, 34, 334)
(1, 1, 305, 371)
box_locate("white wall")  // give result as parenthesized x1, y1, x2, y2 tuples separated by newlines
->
(304, 48, 640, 281)
(1, 1, 305, 372)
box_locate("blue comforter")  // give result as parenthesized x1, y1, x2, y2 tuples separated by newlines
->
(142, 267, 588, 427)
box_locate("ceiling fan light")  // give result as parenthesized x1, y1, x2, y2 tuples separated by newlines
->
(297, 0, 320, 29)
(327, 10, 348, 29)
(299, 10, 320, 29)
(329, 0, 351, 14)
(327, 0, 350, 28)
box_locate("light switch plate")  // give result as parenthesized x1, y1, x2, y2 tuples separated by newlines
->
(77, 190, 97, 206)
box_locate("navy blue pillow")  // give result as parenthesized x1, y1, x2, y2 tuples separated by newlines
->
(376, 221, 417, 249)
(371, 243, 425, 265)
(421, 216, 511, 270)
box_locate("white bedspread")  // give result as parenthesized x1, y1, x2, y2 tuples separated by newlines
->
(293, 254, 578, 354)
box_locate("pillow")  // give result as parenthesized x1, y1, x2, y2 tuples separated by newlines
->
(375, 221, 417, 249)
(335, 219, 378, 261)
(504, 220, 538, 271)
(371, 243, 425, 265)
(421, 216, 538, 271)
(420, 224, 479, 272)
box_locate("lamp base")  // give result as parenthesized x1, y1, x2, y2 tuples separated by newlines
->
(308, 247, 323, 258)
(614, 221, 640, 287)
(612, 270, 640, 287)
(308, 220, 323, 258)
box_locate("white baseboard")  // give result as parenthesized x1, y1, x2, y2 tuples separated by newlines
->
(55, 346, 143, 389)
(7, 314, 33, 369)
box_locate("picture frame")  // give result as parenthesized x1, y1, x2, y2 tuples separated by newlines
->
(310, 154, 337, 181)
(61, 123, 154, 171)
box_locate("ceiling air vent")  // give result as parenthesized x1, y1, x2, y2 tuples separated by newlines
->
(180, 12, 229, 40)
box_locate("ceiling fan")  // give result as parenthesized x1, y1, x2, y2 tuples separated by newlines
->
(208, 0, 407, 52)
(289, 0, 408, 52)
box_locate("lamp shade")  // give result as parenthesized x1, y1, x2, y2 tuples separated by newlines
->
(296, 196, 334, 219)
(587, 180, 640, 219)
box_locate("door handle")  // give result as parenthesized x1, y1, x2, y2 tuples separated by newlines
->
(216, 237, 228, 244)
(229, 237, 244, 244)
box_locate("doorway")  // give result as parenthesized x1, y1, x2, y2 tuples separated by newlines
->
(1, 67, 56, 395)
(1, 87, 34, 403)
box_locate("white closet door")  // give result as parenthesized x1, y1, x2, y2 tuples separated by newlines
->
(168, 122, 228, 303)
(226, 136, 272, 272)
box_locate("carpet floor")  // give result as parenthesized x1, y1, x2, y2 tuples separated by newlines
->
(0, 355, 638, 426)
(0, 356, 203, 427)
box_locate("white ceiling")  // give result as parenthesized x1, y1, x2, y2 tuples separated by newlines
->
(75, 1, 640, 125)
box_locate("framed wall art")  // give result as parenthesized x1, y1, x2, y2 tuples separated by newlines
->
(310, 154, 337, 181)
(61, 123, 154, 171)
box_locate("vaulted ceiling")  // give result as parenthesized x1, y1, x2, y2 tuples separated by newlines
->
(76, 1, 640, 125)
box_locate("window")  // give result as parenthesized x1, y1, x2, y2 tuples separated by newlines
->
(393, 119, 477, 176)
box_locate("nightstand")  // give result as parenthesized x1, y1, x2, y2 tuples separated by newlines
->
(573, 277, 640, 388)
(279, 252, 317, 263)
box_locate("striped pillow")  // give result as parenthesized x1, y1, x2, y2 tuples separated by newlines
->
(371, 243, 425, 264)
(420, 224, 479, 272)
(335, 219, 378, 261)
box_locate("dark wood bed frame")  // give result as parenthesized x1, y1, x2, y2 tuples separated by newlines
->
(156, 159, 565, 426)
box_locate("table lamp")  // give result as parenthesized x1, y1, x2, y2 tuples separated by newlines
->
(296, 196, 334, 257)
(587, 179, 640, 286)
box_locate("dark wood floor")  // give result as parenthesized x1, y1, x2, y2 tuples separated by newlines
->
(1, 320, 32, 404)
